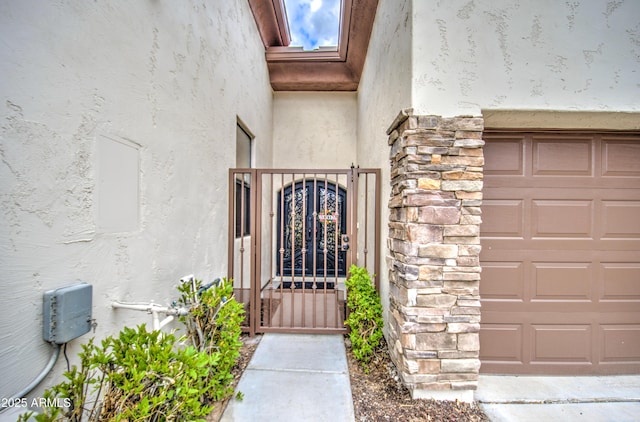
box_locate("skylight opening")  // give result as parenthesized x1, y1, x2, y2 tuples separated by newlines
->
(283, 0, 342, 51)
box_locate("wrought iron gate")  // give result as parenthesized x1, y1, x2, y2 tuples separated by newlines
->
(228, 167, 380, 335)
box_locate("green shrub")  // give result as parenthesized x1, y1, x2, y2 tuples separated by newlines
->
(176, 278, 245, 404)
(344, 265, 384, 371)
(25, 325, 215, 421)
(22, 277, 245, 421)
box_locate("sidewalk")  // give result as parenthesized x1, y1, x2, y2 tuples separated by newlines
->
(219, 332, 640, 422)
(476, 375, 640, 422)
(221, 333, 354, 422)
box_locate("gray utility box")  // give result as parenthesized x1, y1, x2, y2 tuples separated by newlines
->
(43, 283, 93, 344)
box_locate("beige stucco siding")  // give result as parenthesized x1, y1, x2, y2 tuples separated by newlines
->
(272, 92, 357, 169)
(0, 0, 273, 399)
(412, 0, 640, 116)
(357, 0, 413, 326)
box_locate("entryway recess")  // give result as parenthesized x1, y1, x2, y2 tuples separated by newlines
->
(228, 167, 381, 335)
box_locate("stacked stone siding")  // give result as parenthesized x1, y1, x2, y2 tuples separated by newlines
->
(386, 110, 484, 399)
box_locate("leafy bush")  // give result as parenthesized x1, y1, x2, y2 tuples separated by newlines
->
(344, 265, 384, 371)
(175, 277, 245, 404)
(24, 326, 215, 421)
(22, 277, 245, 421)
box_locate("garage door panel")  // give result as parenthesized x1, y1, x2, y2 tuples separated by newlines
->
(531, 324, 592, 363)
(600, 325, 640, 362)
(481, 262, 524, 300)
(484, 138, 524, 175)
(601, 263, 640, 301)
(533, 139, 593, 176)
(481, 132, 640, 375)
(480, 199, 523, 237)
(532, 200, 593, 238)
(479, 323, 523, 362)
(602, 139, 640, 176)
(531, 262, 593, 301)
(602, 201, 640, 238)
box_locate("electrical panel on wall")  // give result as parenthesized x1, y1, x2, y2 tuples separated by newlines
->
(43, 283, 93, 344)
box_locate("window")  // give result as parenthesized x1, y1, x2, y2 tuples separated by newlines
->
(235, 122, 253, 238)
(236, 124, 252, 169)
(235, 178, 250, 238)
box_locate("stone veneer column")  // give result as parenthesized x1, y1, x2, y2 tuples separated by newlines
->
(386, 110, 484, 401)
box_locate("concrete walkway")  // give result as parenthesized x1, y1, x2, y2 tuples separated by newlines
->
(221, 333, 354, 422)
(476, 375, 640, 422)
(220, 333, 640, 422)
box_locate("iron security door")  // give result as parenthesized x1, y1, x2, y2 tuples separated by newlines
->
(277, 179, 347, 279)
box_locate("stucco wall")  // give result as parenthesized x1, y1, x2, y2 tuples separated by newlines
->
(412, 0, 640, 116)
(357, 0, 640, 336)
(272, 92, 357, 169)
(357, 0, 412, 326)
(0, 0, 272, 400)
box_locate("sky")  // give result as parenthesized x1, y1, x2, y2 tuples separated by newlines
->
(283, 0, 341, 50)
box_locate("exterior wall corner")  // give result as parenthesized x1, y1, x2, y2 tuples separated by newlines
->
(386, 113, 484, 397)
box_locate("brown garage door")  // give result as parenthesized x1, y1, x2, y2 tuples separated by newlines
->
(480, 131, 640, 375)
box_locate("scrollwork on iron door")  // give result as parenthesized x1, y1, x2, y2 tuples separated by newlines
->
(282, 186, 307, 263)
(277, 179, 347, 277)
(317, 185, 341, 264)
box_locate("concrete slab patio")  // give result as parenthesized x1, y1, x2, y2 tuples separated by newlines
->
(221, 333, 354, 422)
(476, 375, 640, 422)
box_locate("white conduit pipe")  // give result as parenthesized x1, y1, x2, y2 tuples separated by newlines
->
(111, 301, 189, 331)
(0, 342, 61, 414)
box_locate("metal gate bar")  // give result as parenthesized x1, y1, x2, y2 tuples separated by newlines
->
(228, 167, 380, 335)
(227, 169, 255, 334)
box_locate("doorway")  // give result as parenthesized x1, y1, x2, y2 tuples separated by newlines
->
(277, 179, 347, 282)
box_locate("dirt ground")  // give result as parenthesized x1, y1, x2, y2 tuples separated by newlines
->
(346, 338, 489, 422)
(210, 334, 489, 422)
